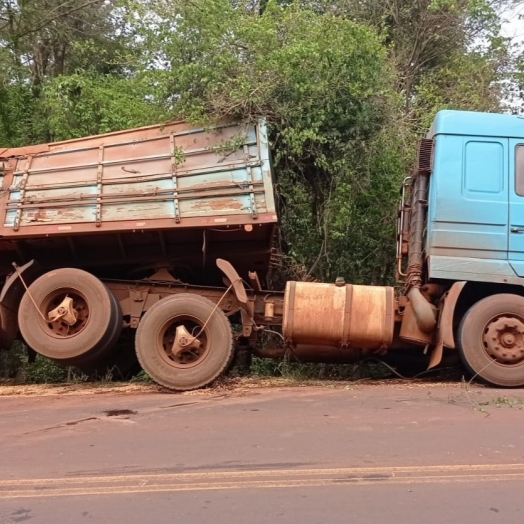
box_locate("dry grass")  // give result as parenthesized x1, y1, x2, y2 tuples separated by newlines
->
(0, 382, 165, 397)
(0, 375, 486, 398)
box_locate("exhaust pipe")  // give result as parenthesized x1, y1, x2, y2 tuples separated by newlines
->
(407, 287, 436, 333)
(406, 155, 436, 334)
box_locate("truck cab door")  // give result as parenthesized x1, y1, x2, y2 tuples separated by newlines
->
(508, 140, 524, 277)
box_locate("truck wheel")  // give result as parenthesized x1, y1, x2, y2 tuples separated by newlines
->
(73, 290, 123, 366)
(135, 294, 234, 390)
(78, 329, 140, 379)
(18, 269, 122, 365)
(457, 294, 524, 387)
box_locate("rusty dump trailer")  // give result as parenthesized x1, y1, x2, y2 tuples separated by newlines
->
(1, 110, 524, 389)
(0, 121, 283, 387)
(0, 121, 277, 282)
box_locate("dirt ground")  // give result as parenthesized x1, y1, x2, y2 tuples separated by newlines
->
(0, 375, 495, 398)
(1, 380, 524, 523)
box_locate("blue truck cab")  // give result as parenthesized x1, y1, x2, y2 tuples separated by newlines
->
(427, 110, 524, 283)
(397, 110, 524, 388)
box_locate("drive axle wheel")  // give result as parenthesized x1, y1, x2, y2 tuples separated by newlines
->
(135, 294, 234, 390)
(18, 269, 122, 365)
(78, 329, 140, 380)
(458, 294, 524, 387)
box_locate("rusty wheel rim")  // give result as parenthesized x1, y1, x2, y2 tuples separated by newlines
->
(157, 316, 211, 369)
(482, 314, 524, 366)
(40, 288, 90, 339)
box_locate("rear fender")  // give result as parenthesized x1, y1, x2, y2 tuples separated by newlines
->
(0, 260, 43, 349)
(0, 260, 43, 311)
(428, 281, 466, 368)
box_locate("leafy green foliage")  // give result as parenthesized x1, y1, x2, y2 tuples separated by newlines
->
(0, 0, 522, 286)
(0, 342, 70, 383)
(0, 0, 157, 145)
(250, 356, 395, 380)
(129, 0, 403, 282)
(40, 74, 165, 141)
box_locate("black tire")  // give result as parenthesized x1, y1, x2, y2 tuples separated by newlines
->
(136, 294, 234, 390)
(457, 293, 524, 387)
(73, 290, 123, 366)
(78, 329, 140, 380)
(230, 342, 253, 376)
(18, 268, 122, 365)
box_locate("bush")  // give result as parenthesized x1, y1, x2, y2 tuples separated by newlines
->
(0, 342, 81, 384)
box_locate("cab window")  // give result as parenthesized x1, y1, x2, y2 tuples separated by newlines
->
(516, 145, 524, 196)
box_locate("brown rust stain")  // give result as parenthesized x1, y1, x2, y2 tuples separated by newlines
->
(190, 198, 244, 211)
(25, 209, 52, 223)
(21, 206, 94, 225)
(186, 181, 247, 190)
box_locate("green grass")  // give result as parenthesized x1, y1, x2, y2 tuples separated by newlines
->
(248, 357, 395, 381)
(2, 342, 461, 387)
(1, 342, 85, 384)
(493, 396, 524, 409)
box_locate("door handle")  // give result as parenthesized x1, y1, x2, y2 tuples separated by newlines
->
(511, 227, 524, 233)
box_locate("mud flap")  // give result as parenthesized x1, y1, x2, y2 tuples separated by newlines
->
(216, 258, 254, 337)
(428, 281, 466, 369)
(428, 341, 444, 369)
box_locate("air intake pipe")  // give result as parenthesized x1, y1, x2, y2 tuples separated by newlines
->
(406, 167, 436, 334)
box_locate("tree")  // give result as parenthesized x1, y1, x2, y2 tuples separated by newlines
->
(324, 0, 520, 119)
(126, 0, 404, 282)
(123, 0, 523, 283)
(0, 0, 156, 145)
(0, 1, 125, 83)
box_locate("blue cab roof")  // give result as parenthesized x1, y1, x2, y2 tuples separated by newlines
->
(429, 110, 524, 139)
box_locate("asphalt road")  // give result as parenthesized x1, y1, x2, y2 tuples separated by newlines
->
(1, 382, 524, 523)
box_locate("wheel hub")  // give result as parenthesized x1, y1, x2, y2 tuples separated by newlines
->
(160, 318, 209, 368)
(47, 296, 78, 325)
(483, 316, 524, 365)
(171, 325, 201, 357)
(43, 291, 89, 338)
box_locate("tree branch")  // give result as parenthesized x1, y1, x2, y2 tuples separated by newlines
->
(0, 0, 104, 38)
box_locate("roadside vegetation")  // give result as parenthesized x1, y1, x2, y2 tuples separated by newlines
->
(1, 339, 463, 386)
(0, 0, 523, 384)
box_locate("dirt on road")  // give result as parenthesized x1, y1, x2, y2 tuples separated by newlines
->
(0, 375, 494, 398)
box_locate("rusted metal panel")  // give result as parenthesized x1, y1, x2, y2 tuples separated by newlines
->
(282, 281, 395, 350)
(0, 122, 277, 285)
(0, 212, 278, 239)
(0, 121, 275, 235)
(0, 144, 50, 157)
(105, 279, 284, 328)
(399, 302, 433, 345)
(415, 138, 434, 175)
